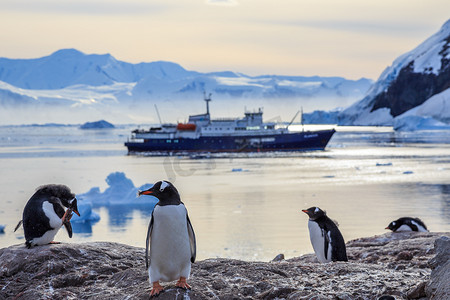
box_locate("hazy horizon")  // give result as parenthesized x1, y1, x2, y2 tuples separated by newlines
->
(0, 1, 449, 80)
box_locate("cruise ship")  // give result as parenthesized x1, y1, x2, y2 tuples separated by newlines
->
(124, 95, 335, 154)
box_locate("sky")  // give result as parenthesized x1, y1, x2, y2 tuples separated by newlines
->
(0, 0, 449, 80)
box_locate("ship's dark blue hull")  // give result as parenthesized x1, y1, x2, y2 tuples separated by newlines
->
(125, 129, 335, 153)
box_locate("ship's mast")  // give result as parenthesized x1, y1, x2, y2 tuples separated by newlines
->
(204, 92, 212, 116)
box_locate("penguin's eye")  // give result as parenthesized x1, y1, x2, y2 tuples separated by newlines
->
(159, 181, 169, 192)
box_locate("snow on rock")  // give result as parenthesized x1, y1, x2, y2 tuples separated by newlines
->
(77, 172, 156, 208)
(338, 19, 450, 127)
(395, 88, 450, 126)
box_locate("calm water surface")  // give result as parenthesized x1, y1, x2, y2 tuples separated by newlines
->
(0, 125, 449, 261)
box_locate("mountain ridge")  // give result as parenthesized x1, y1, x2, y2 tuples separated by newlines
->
(338, 19, 450, 127)
(0, 49, 372, 124)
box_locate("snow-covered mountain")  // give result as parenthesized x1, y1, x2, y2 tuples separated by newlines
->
(0, 49, 371, 125)
(338, 19, 450, 128)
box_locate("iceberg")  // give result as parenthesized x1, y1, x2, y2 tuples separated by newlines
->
(393, 116, 450, 131)
(70, 201, 100, 223)
(76, 172, 157, 230)
(80, 120, 115, 129)
(77, 172, 157, 208)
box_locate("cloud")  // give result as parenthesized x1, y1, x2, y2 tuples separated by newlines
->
(206, 0, 239, 6)
(0, 0, 168, 15)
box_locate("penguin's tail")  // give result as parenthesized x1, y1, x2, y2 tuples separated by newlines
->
(14, 220, 23, 232)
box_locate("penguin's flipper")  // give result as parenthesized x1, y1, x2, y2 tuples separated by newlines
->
(186, 214, 196, 263)
(323, 228, 330, 261)
(14, 220, 23, 232)
(49, 197, 66, 219)
(145, 213, 154, 269)
(64, 221, 73, 238)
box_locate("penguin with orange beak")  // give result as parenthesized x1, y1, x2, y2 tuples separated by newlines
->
(14, 184, 80, 248)
(302, 206, 348, 263)
(139, 180, 196, 297)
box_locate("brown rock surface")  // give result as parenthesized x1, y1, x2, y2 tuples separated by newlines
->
(0, 232, 448, 300)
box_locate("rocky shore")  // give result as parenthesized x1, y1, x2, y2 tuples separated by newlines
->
(0, 232, 448, 300)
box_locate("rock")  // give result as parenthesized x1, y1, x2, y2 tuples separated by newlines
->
(425, 236, 450, 300)
(0, 232, 448, 299)
(406, 281, 426, 299)
(272, 253, 285, 262)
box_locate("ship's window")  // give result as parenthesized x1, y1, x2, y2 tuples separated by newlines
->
(166, 140, 171, 143)
(174, 140, 179, 143)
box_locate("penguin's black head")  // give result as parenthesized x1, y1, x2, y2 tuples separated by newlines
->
(385, 220, 399, 231)
(138, 180, 181, 205)
(37, 184, 80, 216)
(302, 206, 326, 220)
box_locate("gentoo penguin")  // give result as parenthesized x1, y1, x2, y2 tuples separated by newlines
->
(385, 217, 428, 232)
(139, 180, 196, 297)
(14, 184, 80, 248)
(302, 207, 348, 263)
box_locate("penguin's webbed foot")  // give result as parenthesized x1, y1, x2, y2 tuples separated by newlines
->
(176, 277, 191, 290)
(150, 281, 163, 297)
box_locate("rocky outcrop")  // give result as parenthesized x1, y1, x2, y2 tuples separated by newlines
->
(425, 236, 450, 299)
(338, 19, 450, 126)
(371, 58, 450, 117)
(0, 232, 448, 300)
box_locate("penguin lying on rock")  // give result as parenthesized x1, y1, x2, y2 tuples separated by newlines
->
(14, 184, 80, 248)
(302, 207, 348, 263)
(385, 217, 428, 232)
(139, 180, 196, 297)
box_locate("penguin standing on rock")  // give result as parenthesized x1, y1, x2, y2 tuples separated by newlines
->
(385, 217, 428, 232)
(302, 207, 348, 263)
(139, 180, 196, 297)
(14, 184, 80, 248)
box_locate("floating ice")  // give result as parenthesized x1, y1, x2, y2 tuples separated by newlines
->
(0, 224, 5, 233)
(70, 202, 100, 224)
(376, 162, 393, 166)
(394, 115, 450, 131)
(77, 172, 157, 208)
(231, 168, 249, 172)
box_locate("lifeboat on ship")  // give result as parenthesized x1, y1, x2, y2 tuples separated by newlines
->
(177, 123, 196, 131)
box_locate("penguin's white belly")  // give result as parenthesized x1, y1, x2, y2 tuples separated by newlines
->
(149, 205, 191, 283)
(308, 220, 332, 263)
(30, 228, 60, 246)
(396, 224, 413, 232)
(42, 201, 64, 229)
(30, 201, 63, 246)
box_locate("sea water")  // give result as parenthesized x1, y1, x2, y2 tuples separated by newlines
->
(0, 125, 449, 261)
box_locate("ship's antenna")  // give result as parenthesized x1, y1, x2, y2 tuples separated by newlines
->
(204, 91, 212, 115)
(154, 104, 163, 124)
(301, 106, 304, 132)
(287, 110, 300, 130)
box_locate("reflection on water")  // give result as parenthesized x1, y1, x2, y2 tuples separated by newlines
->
(105, 205, 154, 229)
(0, 126, 449, 261)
